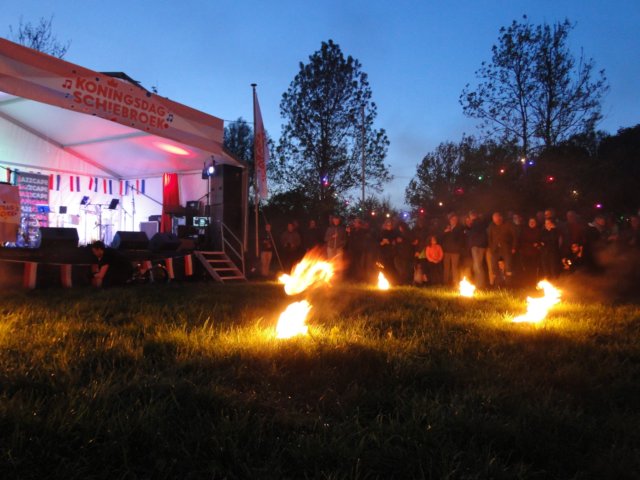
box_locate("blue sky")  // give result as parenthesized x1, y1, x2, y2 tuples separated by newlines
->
(3, 0, 639, 207)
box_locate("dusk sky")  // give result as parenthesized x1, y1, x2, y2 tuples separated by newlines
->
(3, 0, 639, 208)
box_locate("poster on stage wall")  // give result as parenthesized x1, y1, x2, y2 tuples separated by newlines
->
(0, 183, 21, 243)
(15, 172, 49, 247)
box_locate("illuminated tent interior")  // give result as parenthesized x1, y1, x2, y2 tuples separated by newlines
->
(0, 38, 247, 247)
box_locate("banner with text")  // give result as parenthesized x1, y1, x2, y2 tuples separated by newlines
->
(0, 38, 224, 154)
(16, 172, 49, 246)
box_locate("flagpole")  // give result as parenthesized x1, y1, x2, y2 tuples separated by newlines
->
(251, 83, 260, 260)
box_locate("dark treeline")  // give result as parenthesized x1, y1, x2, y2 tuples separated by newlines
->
(405, 124, 640, 222)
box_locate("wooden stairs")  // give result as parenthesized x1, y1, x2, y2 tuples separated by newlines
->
(194, 251, 246, 283)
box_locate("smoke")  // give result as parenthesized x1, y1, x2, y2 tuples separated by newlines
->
(559, 246, 640, 303)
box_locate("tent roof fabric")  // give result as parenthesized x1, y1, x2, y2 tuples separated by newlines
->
(0, 38, 244, 179)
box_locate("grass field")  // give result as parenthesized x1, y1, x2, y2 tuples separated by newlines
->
(1, 281, 639, 479)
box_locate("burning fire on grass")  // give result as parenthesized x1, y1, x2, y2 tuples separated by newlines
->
(377, 271, 390, 290)
(459, 276, 476, 297)
(275, 249, 339, 339)
(278, 250, 334, 295)
(275, 300, 311, 339)
(512, 280, 561, 324)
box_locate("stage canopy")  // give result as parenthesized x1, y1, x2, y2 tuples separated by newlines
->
(0, 37, 243, 180)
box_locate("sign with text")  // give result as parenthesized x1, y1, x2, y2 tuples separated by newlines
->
(0, 183, 20, 243)
(0, 38, 224, 154)
(16, 172, 49, 246)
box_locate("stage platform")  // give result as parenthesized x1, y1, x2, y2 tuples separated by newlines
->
(0, 244, 201, 289)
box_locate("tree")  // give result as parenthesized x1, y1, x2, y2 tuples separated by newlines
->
(405, 137, 523, 214)
(224, 117, 253, 164)
(224, 117, 254, 196)
(460, 16, 608, 157)
(9, 15, 70, 58)
(224, 117, 274, 197)
(346, 195, 398, 229)
(532, 20, 608, 148)
(405, 141, 463, 211)
(595, 125, 640, 213)
(274, 40, 391, 219)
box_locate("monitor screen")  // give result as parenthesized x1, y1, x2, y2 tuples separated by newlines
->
(193, 216, 209, 227)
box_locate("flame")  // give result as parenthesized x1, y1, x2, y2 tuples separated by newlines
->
(512, 280, 561, 323)
(459, 276, 476, 297)
(278, 249, 335, 296)
(275, 249, 336, 339)
(275, 300, 311, 339)
(377, 271, 390, 290)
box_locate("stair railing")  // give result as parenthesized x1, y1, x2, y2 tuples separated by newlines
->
(220, 222, 245, 276)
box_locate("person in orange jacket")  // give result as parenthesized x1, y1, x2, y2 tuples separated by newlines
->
(425, 235, 444, 285)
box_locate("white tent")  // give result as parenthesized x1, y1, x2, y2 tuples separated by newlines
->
(0, 38, 247, 247)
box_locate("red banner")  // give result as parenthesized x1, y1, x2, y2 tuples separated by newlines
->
(253, 89, 269, 200)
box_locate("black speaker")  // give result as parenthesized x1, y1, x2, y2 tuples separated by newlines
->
(149, 232, 180, 252)
(112, 231, 149, 250)
(210, 164, 244, 238)
(38, 227, 79, 249)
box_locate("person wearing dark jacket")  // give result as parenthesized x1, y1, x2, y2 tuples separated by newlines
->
(518, 217, 542, 286)
(324, 215, 347, 260)
(441, 213, 466, 286)
(280, 222, 302, 272)
(302, 219, 324, 252)
(486, 212, 517, 286)
(378, 219, 398, 282)
(260, 224, 275, 277)
(346, 218, 370, 282)
(394, 222, 414, 285)
(90, 240, 134, 287)
(540, 218, 561, 279)
(466, 211, 488, 288)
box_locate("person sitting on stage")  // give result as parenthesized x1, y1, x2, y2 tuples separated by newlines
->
(90, 240, 134, 287)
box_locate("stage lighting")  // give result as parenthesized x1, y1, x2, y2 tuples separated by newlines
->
(202, 158, 216, 179)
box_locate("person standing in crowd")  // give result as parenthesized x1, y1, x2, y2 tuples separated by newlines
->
(324, 214, 347, 260)
(394, 221, 414, 285)
(425, 235, 444, 285)
(562, 242, 586, 274)
(564, 210, 586, 256)
(90, 240, 134, 287)
(378, 219, 398, 281)
(441, 212, 466, 286)
(540, 218, 561, 279)
(585, 214, 616, 270)
(511, 212, 525, 280)
(544, 208, 565, 253)
(280, 221, 301, 272)
(361, 219, 379, 284)
(412, 216, 430, 250)
(487, 211, 517, 287)
(466, 210, 488, 288)
(621, 215, 640, 249)
(260, 224, 275, 278)
(518, 217, 542, 287)
(302, 219, 324, 252)
(411, 215, 430, 285)
(346, 218, 369, 282)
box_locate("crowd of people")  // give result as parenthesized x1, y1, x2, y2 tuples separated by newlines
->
(259, 208, 640, 289)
